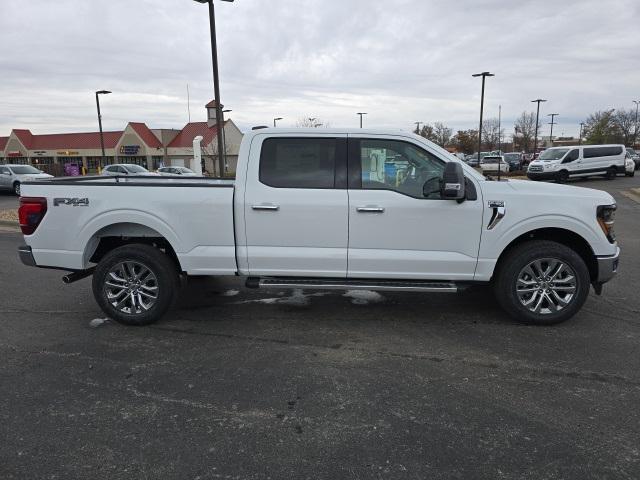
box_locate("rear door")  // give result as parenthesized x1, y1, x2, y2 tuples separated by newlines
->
(347, 136, 484, 280)
(243, 134, 349, 277)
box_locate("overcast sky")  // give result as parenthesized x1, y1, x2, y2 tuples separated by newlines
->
(1, 0, 639, 138)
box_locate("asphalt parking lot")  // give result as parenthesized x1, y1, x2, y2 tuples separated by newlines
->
(0, 191, 19, 211)
(1, 176, 639, 479)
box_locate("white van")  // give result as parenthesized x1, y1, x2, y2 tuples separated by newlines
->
(527, 145, 626, 182)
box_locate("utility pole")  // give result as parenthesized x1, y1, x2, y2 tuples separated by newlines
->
(357, 112, 367, 128)
(95, 90, 111, 173)
(633, 100, 640, 147)
(415, 121, 423, 135)
(548, 113, 559, 147)
(579, 122, 585, 145)
(531, 99, 547, 155)
(472, 72, 495, 165)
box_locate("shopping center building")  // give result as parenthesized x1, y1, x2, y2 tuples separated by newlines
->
(0, 101, 243, 176)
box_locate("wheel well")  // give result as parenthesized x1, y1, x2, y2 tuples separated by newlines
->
(86, 223, 181, 271)
(494, 228, 597, 282)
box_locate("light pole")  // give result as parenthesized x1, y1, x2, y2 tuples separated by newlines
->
(633, 100, 640, 147)
(547, 113, 559, 147)
(194, 0, 234, 177)
(415, 121, 423, 135)
(222, 108, 231, 173)
(531, 99, 547, 155)
(472, 72, 495, 165)
(357, 112, 367, 128)
(579, 122, 585, 146)
(273, 117, 283, 127)
(95, 90, 111, 173)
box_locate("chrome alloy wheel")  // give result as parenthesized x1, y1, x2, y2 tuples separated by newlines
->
(516, 258, 577, 315)
(103, 261, 159, 314)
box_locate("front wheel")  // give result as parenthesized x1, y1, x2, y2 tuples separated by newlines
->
(626, 170, 635, 177)
(555, 170, 569, 183)
(494, 240, 590, 325)
(13, 182, 20, 196)
(92, 244, 179, 326)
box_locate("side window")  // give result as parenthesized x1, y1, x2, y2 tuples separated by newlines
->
(359, 139, 445, 199)
(563, 149, 579, 163)
(0, 167, 9, 174)
(116, 166, 127, 174)
(260, 138, 337, 189)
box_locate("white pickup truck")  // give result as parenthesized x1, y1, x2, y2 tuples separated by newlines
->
(18, 129, 620, 326)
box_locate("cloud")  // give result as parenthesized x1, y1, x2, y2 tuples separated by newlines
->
(1, 0, 639, 138)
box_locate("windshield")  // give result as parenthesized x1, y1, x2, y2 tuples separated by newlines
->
(539, 148, 569, 160)
(504, 153, 520, 161)
(177, 167, 194, 173)
(124, 165, 148, 173)
(10, 166, 42, 174)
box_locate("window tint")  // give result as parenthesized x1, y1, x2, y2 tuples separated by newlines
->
(359, 139, 445, 199)
(260, 138, 337, 188)
(563, 149, 579, 163)
(583, 146, 623, 158)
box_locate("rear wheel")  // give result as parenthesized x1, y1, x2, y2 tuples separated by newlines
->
(605, 167, 617, 180)
(92, 244, 179, 326)
(494, 240, 590, 325)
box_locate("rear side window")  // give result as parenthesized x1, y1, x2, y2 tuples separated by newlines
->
(583, 146, 623, 158)
(260, 138, 337, 188)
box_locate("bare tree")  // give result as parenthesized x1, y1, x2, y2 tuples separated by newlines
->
(614, 109, 636, 146)
(417, 124, 438, 144)
(583, 109, 617, 144)
(296, 117, 329, 128)
(432, 122, 453, 147)
(513, 111, 538, 153)
(481, 118, 502, 151)
(202, 139, 233, 177)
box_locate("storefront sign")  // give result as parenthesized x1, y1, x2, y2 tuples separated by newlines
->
(33, 150, 47, 156)
(57, 151, 79, 156)
(8, 151, 23, 157)
(120, 145, 140, 155)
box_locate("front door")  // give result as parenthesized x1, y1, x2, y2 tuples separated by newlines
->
(243, 135, 349, 277)
(347, 136, 484, 281)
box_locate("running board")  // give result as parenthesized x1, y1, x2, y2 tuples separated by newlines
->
(246, 277, 458, 293)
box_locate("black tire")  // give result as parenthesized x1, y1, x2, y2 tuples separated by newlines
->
(13, 182, 20, 196)
(92, 244, 179, 326)
(626, 170, 635, 177)
(605, 167, 617, 180)
(493, 240, 590, 325)
(555, 170, 569, 183)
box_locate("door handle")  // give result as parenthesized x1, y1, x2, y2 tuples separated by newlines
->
(356, 206, 385, 213)
(251, 204, 280, 211)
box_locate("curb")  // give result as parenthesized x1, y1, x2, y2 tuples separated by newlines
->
(0, 220, 18, 227)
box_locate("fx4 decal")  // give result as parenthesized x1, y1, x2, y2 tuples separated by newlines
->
(53, 198, 89, 207)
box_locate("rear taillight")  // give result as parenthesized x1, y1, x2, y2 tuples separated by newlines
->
(18, 197, 47, 235)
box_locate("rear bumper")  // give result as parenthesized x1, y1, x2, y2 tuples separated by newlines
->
(595, 248, 620, 284)
(18, 245, 37, 267)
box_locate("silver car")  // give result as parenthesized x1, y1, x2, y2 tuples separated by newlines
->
(157, 166, 198, 176)
(0, 164, 54, 195)
(101, 164, 158, 176)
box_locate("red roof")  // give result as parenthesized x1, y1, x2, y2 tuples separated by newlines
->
(129, 122, 162, 148)
(13, 129, 33, 148)
(0, 137, 7, 151)
(205, 99, 221, 108)
(28, 130, 124, 150)
(167, 122, 222, 148)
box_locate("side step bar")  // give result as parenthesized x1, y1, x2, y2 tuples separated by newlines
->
(246, 277, 458, 293)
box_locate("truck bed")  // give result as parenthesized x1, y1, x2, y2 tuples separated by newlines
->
(21, 176, 238, 275)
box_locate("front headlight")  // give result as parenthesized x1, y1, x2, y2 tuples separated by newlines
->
(597, 204, 617, 243)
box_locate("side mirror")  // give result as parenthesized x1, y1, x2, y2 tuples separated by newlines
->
(440, 162, 466, 201)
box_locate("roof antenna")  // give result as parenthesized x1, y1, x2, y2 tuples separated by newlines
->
(187, 84, 191, 123)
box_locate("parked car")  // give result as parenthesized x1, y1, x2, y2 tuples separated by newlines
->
(465, 155, 479, 167)
(503, 152, 523, 171)
(625, 154, 635, 177)
(157, 166, 198, 176)
(101, 164, 157, 176)
(626, 148, 640, 170)
(18, 128, 619, 327)
(0, 164, 53, 195)
(480, 155, 510, 173)
(527, 145, 626, 183)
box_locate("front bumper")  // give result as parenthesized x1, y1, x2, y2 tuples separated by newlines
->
(527, 170, 557, 180)
(595, 247, 620, 284)
(19, 245, 37, 267)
